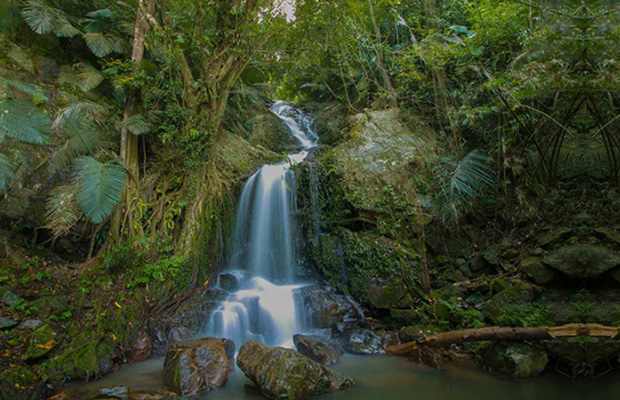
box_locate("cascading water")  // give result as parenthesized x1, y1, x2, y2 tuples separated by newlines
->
(206, 101, 318, 347)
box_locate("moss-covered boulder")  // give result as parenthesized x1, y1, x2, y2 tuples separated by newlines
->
(22, 324, 57, 361)
(543, 244, 620, 279)
(480, 342, 548, 378)
(0, 366, 41, 400)
(294, 334, 343, 366)
(46, 333, 117, 380)
(485, 284, 550, 326)
(518, 257, 557, 285)
(163, 338, 234, 397)
(367, 282, 414, 309)
(237, 340, 354, 400)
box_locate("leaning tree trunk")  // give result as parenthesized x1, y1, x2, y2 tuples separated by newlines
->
(386, 324, 620, 356)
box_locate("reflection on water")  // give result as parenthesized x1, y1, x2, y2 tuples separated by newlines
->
(74, 355, 620, 400)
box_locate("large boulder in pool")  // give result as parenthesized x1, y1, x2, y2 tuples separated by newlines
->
(294, 334, 343, 365)
(163, 338, 234, 397)
(543, 244, 620, 279)
(237, 340, 354, 400)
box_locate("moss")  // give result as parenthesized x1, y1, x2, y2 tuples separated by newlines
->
(22, 324, 57, 361)
(485, 285, 552, 327)
(45, 331, 115, 380)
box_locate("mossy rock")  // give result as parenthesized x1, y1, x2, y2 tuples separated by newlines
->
(390, 309, 427, 326)
(0, 366, 39, 400)
(543, 244, 620, 279)
(46, 333, 116, 380)
(537, 227, 573, 247)
(367, 283, 414, 309)
(485, 284, 551, 327)
(22, 324, 57, 361)
(518, 257, 557, 285)
(480, 342, 548, 378)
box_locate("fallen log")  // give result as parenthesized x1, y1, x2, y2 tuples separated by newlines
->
(386, 324, 620, 356)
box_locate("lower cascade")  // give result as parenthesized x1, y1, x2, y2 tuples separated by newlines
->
(206, 101, 318, 348)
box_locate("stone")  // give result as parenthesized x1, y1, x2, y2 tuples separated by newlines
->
(296, 286, 364, 329)
(480, 342, 548, 378)
(22, 324, 57, 361)
(538, 227, 573, 247)
(399, 325, 434, 343)
(0, 316, 18, 330)
(543, 244, 620, 279)
(519, 257, 557, 285)
(294, 334, 343, 365)
(237, 340, 354, 400)
(132, 330, 152, 362)
(0, 288, 19, 306)
(129, 389, 179, 400)
(18, 319, 43, 329)
(367, 283, 414, 309)
(163, 338, 234, 397)
(485, 285, 537, 326)
(341, 329, 399, 355)
(218, 272, 241, 292)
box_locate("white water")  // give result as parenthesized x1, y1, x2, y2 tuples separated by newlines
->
(206, 101, 318, 348)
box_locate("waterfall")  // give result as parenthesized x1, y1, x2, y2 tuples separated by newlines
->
(206, 101, 318, 348)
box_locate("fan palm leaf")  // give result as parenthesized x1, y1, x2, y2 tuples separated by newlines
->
(45, 184, 81, 235)
(72, 157, 127, 223)
(0, 99, 50, 144)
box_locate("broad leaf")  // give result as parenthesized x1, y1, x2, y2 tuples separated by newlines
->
(0, 99, 50, 144)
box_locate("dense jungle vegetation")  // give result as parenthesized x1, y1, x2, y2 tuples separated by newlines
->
(1, 0, 620, 399)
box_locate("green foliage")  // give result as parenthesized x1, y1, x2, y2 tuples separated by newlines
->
(434, 149, 495, 221)
(72, 157, 127, 223)
(0, 99, 50, 144)
(45, 184, 81, 236)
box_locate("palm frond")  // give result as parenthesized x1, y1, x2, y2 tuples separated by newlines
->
(72, 157, 127, 223)
(76, 67, 104, 92)
(53, 100, 108, 130)
(436, 150, 495, 220)
(0, 153, 16, 195)
(83, 32, 115, 58)
(0, 77, 48, 100)
(0, 99, 50, 144)
(21, 0, 80, 37)
(50, 121, 104, 172)
(45, 184, 81, 235)
(123, 114, 151, 135)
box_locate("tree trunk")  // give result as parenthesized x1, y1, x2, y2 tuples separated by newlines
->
(386, 324, 620, 356)
(110, 0, 153, 244)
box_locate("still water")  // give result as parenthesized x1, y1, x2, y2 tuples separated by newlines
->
(76, 354, 619, 400)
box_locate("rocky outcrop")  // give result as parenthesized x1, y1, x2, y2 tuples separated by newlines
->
(518, 257, 557, 285)
(296, 286, 364, 329)
(131, 330, 152, 362)
(294, 334, 343, 365)
(163, 338, 234, 397)
(367, 281, 414, 309)
(237, 340, 354, 400)
(543, 244, 620, 279)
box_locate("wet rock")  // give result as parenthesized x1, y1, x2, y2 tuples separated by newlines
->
(296, 286, 364, 329)
(399, 325, 434, 343)
(218, 272, 241, 292)
(132, 330, 152, 362)
(67, 386, 130, 399)
(163, 337, 234, 397)
(367, 282, 414, 309)
(342, 329, 399, 355)
(544, 244, 620, 279)
(46, 334, 118, 380)
(538, 227, 572, 247)
(294, 334, 343, 365)
(22, 324, 57, 360)
(0, 316, 18, 330)
(237, 340, 354, 400)
(470, 255, 486, 272)
(0, 288, 19, 306)
(519, 257, 557, 285)
(129, 389, 179, 400)
(480, 342, 548, 378)
(18, 319, 43, 329)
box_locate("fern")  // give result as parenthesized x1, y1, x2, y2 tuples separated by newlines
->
(72, 157, 127, 223)
(123, 114, 151, 135)
(45, 184, 81, 235)
(435, 150, 495, 220)
(0, 99, 50, 144)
